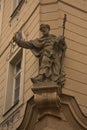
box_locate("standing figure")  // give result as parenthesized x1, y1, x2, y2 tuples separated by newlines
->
(13, 24, 67, 86)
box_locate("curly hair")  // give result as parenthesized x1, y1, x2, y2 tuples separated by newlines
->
(40, 24, 50, 31)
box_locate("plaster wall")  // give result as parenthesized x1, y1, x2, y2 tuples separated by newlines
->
(0, 0, 87, 129)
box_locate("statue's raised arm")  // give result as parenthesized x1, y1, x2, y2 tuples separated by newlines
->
(13, 23, 67, 87)
(13, 30, 33, 49)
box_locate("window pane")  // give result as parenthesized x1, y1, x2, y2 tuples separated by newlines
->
(14, 73, 20, 104)
(15, 60, 21, 73)
(4, 49, 22, 112)
(15, 74, 20, 88)
(14, 87, 19, 104)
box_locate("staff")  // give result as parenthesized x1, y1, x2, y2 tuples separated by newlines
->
(59, 14, 67, 87)
(62, 14, 67, 37)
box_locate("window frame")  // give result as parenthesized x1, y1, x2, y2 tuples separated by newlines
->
(10, 0, 25, 20)
(12, 59, 22, 105)
(3, 48, 25, 115)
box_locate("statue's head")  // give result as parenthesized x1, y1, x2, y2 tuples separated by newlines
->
(40, 24, 50, 36)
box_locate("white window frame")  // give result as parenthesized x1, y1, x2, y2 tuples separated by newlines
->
(3, 48, 25, 114)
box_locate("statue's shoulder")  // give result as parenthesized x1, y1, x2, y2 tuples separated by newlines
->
(49, 34, 57, 38)
(38, 34, 57, 42)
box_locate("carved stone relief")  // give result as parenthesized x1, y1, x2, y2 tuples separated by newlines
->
(13, 21, 67, 88)
(1, 109, 20, 130)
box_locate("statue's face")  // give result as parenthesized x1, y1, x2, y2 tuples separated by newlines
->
(41, 26, 50, 36)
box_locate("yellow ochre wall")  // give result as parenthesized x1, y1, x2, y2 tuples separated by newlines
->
(0, 0, 87, 129)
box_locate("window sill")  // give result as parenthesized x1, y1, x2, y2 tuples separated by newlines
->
(1, 101, 23, 128)
(3, 100, 20, 116)
(10, 0, 25, 20)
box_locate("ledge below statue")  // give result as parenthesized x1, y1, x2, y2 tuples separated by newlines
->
(31, 83, 61, 108)
(16, 94, 87, 130)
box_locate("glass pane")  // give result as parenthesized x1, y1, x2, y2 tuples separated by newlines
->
(14, 87, 19, 104)
(15, 60, 21, 73)
(15, 74, 20, 88)
(14, 73, 20, 104)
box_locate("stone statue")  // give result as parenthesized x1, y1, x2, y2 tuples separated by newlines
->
(13, 24, 67, 86)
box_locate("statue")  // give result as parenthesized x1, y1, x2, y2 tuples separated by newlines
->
(13, 22, 67, 86)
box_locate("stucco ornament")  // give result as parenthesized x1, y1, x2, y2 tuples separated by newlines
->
(13, 21, 67, 87)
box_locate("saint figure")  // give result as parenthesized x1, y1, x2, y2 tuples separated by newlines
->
(13, 24, 67, 86)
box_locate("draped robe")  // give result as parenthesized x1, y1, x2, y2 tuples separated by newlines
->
(15, 34, 67, 83)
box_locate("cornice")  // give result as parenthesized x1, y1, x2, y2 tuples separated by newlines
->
(40, 0, 87, 13)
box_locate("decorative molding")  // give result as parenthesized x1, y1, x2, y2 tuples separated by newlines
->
(16, 93, 87, 130)
(32, 85, 61, 108)
(10, 0, 25, 20)
(40, 0, 87, 13)
(0, 109, 20, 130)
(61, 94, 87, 128)
(60, 0, 87, 13)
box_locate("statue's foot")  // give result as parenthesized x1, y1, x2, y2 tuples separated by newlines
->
(31, 74, 45, 83)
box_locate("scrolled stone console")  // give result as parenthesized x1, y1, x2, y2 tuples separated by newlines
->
(17, 82, 87, 130)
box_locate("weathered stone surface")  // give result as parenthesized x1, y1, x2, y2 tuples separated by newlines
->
(13, 23, 67, 87)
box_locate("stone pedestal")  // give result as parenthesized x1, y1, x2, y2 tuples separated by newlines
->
(17, 82, 87, 130)
(32, 85, 61, 108)
(31, 83, 67, 130)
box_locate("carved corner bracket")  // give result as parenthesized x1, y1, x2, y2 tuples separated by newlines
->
(31, 84, 67, 129)
(31, 83, 63, 119)
(32, 85, 61, 108)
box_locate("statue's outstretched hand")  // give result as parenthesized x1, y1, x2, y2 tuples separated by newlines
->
(13, 30, 23, 43)
(13, 33, 18, 42)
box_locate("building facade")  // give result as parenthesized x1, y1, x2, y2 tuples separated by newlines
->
(0, 0, 87, 130)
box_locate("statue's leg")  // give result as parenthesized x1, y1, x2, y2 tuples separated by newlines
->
(31, 55, 52, 83)
(39, 55, 52, 78)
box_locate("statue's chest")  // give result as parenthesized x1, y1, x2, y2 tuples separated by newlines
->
(43, 39, 55, 47)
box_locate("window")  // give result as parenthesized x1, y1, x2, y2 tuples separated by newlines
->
(13, 60, 21, 105)
(13, 0, 23, 11)
(10, 0, 25, 19)
(4, 49, 24, 113)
